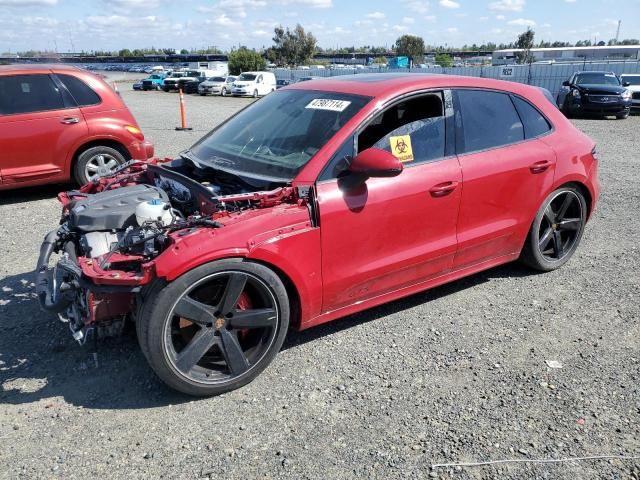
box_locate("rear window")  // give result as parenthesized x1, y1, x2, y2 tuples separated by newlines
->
(0, 74, 65, 115)
(512, 96, 552, 139)
(57, 74, 101, 107)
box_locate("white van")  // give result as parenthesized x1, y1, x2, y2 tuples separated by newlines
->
(231, 71, 276, 98)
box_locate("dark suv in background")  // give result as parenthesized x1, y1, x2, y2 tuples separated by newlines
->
(557, 71, 632, 119)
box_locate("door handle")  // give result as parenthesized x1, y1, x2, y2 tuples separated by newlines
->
(61, 117, 80, 125)
(429, 181, 458, 197)
(529, 160, 553, 174)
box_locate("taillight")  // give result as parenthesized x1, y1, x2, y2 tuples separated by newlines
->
(125, 125, 145, 141)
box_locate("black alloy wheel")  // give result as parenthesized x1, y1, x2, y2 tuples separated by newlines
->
(521, 187, 587, 271)
(138, 260, 289, 396)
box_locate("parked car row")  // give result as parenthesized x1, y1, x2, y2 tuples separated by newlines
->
(133, 70, 279, 98)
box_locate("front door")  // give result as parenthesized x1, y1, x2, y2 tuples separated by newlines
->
(317, 90, 462, 313)
(0, 73, 86, 185)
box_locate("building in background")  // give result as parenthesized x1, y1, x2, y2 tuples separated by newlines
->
(492, 45, 640, 65)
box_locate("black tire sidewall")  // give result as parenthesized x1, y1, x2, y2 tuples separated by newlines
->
(139, 259, 290, 396)
(74, 146, 126, 186)
(523, 187, 587, 272)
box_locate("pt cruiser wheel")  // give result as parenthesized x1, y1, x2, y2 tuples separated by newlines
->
(74, 146, 126, 185)
(138, 259, 289, 396)
(521, 186, 587, 271)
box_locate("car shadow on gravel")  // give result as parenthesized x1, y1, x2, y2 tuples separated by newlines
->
(0, 262, 533, 409)
(0, 182, 74, 206)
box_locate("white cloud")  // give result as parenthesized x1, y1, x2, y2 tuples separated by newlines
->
(0, 0, 57, 4)
(507, 18, 536, 27)
(424, 15, 436, 21)
(110, 0, 159, 7)
(402, 16, 415, 24)
(213, 14, 240, 26)
(367, 11, 385, 19)
(403, 0, 430, 14)
(447, 27, 458, 32)
(280, 0, 332, 7)
(495, 14, 505, 19)
(439, 0, 459, 8)
(479, 16, 489, 20)
(21, 16, 59, 26)
(489, 0, 525, 11)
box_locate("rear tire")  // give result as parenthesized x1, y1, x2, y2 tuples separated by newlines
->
(137, 259, 290, 396)
(74, 146, 127, 185)
(520, 186, 587, 272)
(252, 89, 258, 98)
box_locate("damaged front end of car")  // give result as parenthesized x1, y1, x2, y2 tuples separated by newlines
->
(35, 159, 301, 344)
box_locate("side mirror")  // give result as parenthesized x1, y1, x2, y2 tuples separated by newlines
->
(562, 80, 571, 87)
(623, 81, 631, 87)
(339, 148, 403, 190)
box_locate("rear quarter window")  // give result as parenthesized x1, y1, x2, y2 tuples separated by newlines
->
(512, 96, 552, 139)
(57, 74, 101, 107)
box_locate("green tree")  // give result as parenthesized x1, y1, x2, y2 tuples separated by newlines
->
(434, 53, 452, 67)
(394, 34, 425, 65)
(228, 47, 266, 75)
(271, 24, 317, 66)
(180, 48, 189, 54)
(515, 28, 535, 64)
(118, 48, 133, 57)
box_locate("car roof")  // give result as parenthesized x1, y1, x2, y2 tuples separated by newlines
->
(286, 73, 542, 99)
(0, 63, 84, 75)
(575, 71, 615, 75)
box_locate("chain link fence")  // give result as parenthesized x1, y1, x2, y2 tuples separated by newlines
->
(273, 61, 640, 99)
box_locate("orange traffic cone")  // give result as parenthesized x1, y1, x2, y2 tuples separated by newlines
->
(175, 88, 193, 131)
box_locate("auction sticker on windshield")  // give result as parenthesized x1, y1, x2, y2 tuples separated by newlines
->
(306, 99, 352, 112)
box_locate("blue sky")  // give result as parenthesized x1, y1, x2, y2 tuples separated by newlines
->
(1, 0, 639, 53)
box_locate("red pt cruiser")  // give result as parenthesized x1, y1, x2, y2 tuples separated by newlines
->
(0, 64, 153, 190)
(37, 74, 599, 396)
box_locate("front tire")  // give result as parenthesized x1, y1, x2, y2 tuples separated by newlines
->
(252, 89, 258, 98)
(137, 259, 290, 396)
(616, 111, 630, 119)
(221, 87, 227, 97)
(520, 186, 587, 272)
(74, 146, 126, 185)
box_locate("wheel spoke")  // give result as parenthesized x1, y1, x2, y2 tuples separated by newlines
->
(105, 158, 118, 170)
(229, 308, 276, 329)
(539, 227, 554, 251)
(544, 205, 556, 224)
(557, 218, 581, 231)
(218, 273, 247, 315)
(97, 155, 106, 168)
(556, 194, 573, 220)
(175, 328, 218, 372)
(552, 231, 563, 258)
(219, 328, 250, 375)
(174, 296, 216, 326)
(86, 163, 99, 172)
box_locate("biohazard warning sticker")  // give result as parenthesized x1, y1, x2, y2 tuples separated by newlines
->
(305, 99, 351, 112)
(389, 135, 414, 162)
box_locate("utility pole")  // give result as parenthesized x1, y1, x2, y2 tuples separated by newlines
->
(615, 20, 621, 44)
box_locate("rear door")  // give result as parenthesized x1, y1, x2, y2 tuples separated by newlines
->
(317, 90, 462, 312)
(452, 89, 556, 269)
(0, 73, 86, 185)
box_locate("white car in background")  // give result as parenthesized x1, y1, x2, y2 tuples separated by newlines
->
(231, 71, 277, 98)
(198, 75, 236, 96)
(620, 74, 640, 110)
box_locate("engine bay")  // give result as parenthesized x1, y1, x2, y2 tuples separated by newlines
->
(36, 159, 300, 344)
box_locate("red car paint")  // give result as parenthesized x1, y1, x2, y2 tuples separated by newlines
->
(55, 74, 599, 331)
(0, 64, 153, 190)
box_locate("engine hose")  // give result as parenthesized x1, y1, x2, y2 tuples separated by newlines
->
(36, 230, 73, 313)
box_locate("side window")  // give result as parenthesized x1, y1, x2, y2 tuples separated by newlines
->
(512, 96, 551, 139)
(0, 74, 65, 115)
(318, 137, 355, 181)
(455, 89, 524, 153)
(357, 92, 445, 165)
(57, 74, 101, 107)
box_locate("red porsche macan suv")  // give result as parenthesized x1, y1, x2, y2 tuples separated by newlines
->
(37, 74, 599, 396)
(0, 64, 153, 190)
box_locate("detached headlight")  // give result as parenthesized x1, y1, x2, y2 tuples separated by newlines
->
(571, 89, 581, 98)
(621, 89, 632, 100)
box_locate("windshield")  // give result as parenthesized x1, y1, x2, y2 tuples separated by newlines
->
(209, 76, 226, 82)
(621, 75, 640, 86)
(575, 73, 620, 86)
(170, 73, 184, 78)
(238, 73, 257, 81)
(190, 90, 371, 180)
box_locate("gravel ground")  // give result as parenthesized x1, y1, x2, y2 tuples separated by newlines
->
(0, 88, 639, 480)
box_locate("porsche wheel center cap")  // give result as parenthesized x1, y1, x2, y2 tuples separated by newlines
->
(214, 318, 226, 330)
